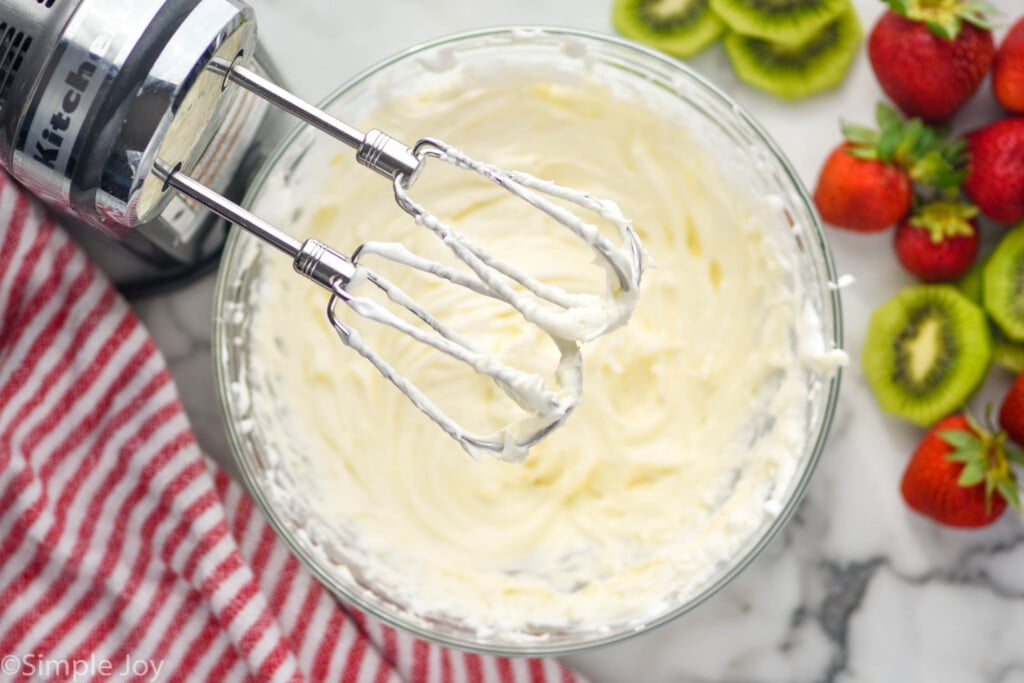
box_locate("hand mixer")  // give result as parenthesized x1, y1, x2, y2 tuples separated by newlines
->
(0, 0, 645, 461)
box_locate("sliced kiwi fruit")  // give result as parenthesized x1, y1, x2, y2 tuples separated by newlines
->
(993, 331, 1024, 373)
(862, 285, 991, 427)
(723, 7, 862, 99)
(954, 255, 1024, 373)
(711, 0, 851, 45)
(984, 223, 1024, 343)
(612, 0, 726, 57)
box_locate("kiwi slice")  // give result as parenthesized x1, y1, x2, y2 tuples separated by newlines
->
(984, 223, 1024, 343)
(612, 0, 726, 57)
(953, 257, 1024, 373)
(862, 285, 991, 427)
(711, 0, 850, 45)
(723, 7, 862, 99)
(993, 331, 1024, 373)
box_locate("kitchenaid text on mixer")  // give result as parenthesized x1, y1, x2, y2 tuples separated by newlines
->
(0, 0, 646, 459)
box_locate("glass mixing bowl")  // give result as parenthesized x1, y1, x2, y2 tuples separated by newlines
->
(214, 27, 843, 655)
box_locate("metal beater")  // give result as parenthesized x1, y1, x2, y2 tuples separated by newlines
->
(0, 0, 645, 460)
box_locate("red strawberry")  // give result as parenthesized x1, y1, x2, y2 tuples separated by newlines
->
(999, 371, 1024, 447)
(894, 201, 979, 282)
(901, 414, 1021, 528)
(994, 17, 1024, 113)
(813, 143, 913, 232)
(868, 2, 996, 124)
(814, 103, 966, 232)
(963, 117, 1024, 223)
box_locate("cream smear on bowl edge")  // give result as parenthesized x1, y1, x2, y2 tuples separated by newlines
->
(224, 32, 846, 646)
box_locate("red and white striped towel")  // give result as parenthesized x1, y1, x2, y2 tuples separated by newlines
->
(0, 173, 588, 683)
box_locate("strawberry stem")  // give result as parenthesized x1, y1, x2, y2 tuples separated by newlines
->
(908, 201, 977, 243)
(841, 103, 967, 189)
(882, 0, 999, 39)
(940, 411, 1021, 512)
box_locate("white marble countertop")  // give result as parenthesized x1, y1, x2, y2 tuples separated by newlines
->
(132, 1, 1024, 681)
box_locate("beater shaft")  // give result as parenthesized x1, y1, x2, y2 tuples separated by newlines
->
(208, 57, 421, 181)
(155, 161, 358, 294)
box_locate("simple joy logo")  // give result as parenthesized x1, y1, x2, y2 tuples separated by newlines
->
(0, 653, 165, 681)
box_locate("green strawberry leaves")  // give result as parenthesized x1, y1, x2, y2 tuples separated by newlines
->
(1006, 447, 1024, 468)
(908, 201, 978, 243)
(956, 460, 986, 486)
(842, 103, 968, 190)
(996, 478, 1021, 510)
(883, 0, 999, 39)
(939, 409, 1023, 512)
(940, 428, 980, 451)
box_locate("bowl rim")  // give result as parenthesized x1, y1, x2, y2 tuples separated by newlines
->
(213, 24, 844, 656)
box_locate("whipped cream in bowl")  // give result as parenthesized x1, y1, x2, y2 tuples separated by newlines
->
(214, 28, 845, 655)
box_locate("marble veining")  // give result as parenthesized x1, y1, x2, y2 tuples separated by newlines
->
(128, 0, 1024, 681)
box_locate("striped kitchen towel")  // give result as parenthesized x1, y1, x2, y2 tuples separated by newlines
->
(0, 172, 587, 683)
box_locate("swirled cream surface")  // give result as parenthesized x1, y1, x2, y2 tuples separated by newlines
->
(244, 78, 841, 635)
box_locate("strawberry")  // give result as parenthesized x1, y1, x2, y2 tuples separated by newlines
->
(963, 117, 1024, 223)
(901, 413, 1022, 528)
(999, 371, 1024, 447)
(868, 1, 996, 124)
(813, 143, 913, 232)
(894, 201, 979, 282)
(994, 17, 1024, 114)
(813, 103, 966, 232)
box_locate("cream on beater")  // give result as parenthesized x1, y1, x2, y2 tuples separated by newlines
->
(342, 151, 645, 462)
(247, 78, 843, 635)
